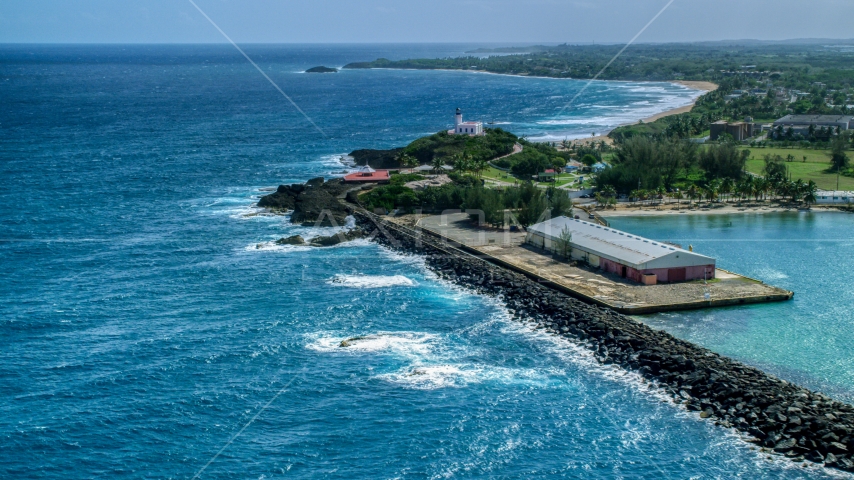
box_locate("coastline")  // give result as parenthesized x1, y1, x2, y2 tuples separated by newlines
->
(358, 67, 717, 144)
(596, 203, 840, 217)
(566, 80, 719, 145)
(640, 80, 718, 123)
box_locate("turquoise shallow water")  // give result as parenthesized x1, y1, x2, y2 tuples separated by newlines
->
(610, 212, 854, 404)
(0, 45, 846, 478)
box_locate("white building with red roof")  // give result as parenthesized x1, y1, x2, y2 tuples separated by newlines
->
(450, 108, 483, 136)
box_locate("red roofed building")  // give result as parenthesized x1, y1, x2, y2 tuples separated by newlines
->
(538, 169, 557, 182)
(344, 166, 390, 183)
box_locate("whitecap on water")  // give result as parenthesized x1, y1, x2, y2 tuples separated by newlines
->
(244, 241, 313, 254)
(318, 153, 358, 177)
(246, 237, 372, 254)
(378, 364, 479, 390)
(306, 332, 438, 357)
(378, 363, 553, 390)
(327, 274, 416, 288)
(752, 267, 789, 281)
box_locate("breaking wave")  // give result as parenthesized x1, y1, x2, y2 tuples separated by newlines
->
(327, 274, 417, 288)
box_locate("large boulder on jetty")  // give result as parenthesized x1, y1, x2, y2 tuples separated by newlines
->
(258, 177, 353, 227)
(257, 184, 300, 210)
(275, 235, 305, 245)
(309, 227, 365, 247)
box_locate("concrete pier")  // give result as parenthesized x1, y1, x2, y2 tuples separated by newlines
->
(415, 213, 793, 315)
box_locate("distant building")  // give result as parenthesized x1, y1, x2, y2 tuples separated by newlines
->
(773, 115, 854, 136)
(525, 217, 716, 284)
(815, 190, 854, 204)
(538, 169, 556, 181)
(591, 162, 607, 173)
(343, 166, 390, 183)
(450, 108, 483, 136)
(710, 120, 756, 141)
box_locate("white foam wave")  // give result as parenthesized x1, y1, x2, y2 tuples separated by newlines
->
(246, 237, 373, 254)
(319, 153, 358, 177)
(378, 364, 550, 390)
(306, 332, 438, 357)
(752, 267, 789, 281)
(244, 241, 313, 254)
(327, 274, 417, 288)
(378, 364, 480, 389)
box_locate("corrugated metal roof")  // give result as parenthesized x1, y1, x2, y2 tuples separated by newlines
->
(526, 216, 714, 269)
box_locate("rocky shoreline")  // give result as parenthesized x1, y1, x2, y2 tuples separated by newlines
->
(353, 210, 854, 473)
(257, 177, 354, 226)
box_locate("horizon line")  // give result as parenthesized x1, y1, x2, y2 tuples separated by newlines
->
(2, 38, 854, 46)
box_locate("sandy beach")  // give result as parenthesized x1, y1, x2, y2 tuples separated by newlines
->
(640, 81, 719, 123)
(569, 80, 719, 146)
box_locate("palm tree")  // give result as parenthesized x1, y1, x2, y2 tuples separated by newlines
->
(707, 179, 721, 203)
(672, 190, 684, 206)
(599, 185, 617, 209)
(720, 178, 734, 203)
(791, 179, 806, 203)
(473, 159, 488, 178)
(397, 153, 418, 169)
(704, 187, 716, 203)
(804, 180, 818, 207)
(431, 156, 445, 174)
(687, 185, 699, 206)
(453, 154, 468, 174)
(656, 185, 667, 205)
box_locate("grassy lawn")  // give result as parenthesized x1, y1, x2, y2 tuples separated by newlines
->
(744, 147, 854, 190)
(745, 147, 836, 164)
(481, 166, 589, 188)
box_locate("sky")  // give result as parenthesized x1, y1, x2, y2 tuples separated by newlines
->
(1, 0, 853, 45)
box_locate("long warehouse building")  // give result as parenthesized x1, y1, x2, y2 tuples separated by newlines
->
(526, 217, 716, 284)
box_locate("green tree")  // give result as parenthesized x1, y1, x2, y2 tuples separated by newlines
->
(804, 180, 818, 206)
(699, 143, 748, 180)
(398, 153, 419, 169)
(720, 177, 734, 202)
(791, 179, 807, 202)
(687, 185, 699, 205)
(554, 226, 573, 258)
(518, 191, 549, 227)
(546, 186, 574, 217)
(831, 133, 850, 172)
(453, 154, 469, 174)
(580, 154, 598, 167)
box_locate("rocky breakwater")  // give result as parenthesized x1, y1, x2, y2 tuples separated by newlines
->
(354, 211, 854, 473)
(258, 177, 353, 227)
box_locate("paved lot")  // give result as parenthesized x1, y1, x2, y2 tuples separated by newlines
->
(418, 212, 526, 247)
(416, 213, 792, 313)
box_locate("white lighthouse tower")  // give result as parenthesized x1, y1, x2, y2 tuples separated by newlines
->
(452, 107, 483, 136)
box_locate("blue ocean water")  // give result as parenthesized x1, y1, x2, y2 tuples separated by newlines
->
(0, 45, 840, 478)
(610, 213, 854, 404)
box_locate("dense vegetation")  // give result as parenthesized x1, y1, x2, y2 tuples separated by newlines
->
(493, 140, 572, 176)
(346, 42, 854, 145)
(345, 42, 854, 87)
(360, 174, 572, 227)
(594, 136, 840, 206)
(400, 128, 517, 165)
